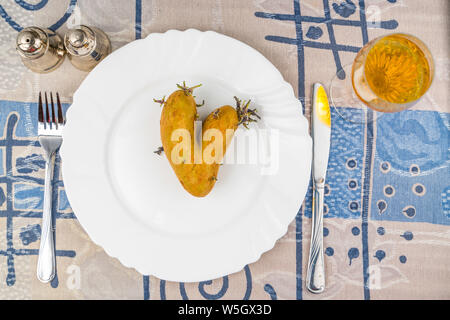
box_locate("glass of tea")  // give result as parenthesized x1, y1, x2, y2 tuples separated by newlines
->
(329, 33, 434, 123)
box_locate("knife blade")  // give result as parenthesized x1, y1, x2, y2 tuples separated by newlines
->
(306, 83, 331, 294)
(312, 83, 331, 181)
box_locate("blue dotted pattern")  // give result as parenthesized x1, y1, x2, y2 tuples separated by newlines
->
(255, 0, 409, 301)
(305, 107, 364, 219)
(371, 110, 450, 225)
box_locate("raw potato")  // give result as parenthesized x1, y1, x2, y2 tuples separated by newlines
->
(195, 105, 239, 196)
(159, 84, 258, 197)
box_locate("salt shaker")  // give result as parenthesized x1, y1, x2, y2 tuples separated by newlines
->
(64, 25, 111, 72)
(16, 27, 65, 73)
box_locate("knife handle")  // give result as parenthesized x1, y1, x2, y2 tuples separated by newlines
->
(306, 179, 325, 294)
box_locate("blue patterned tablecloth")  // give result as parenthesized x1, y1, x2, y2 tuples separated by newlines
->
(0, 0, 448, 300)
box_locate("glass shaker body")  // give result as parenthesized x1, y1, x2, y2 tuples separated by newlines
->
(64, 25, 111, 72)
(16, 27, 65, 73)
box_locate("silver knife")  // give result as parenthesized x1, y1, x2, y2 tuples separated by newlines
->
(306, 83, 331, 294)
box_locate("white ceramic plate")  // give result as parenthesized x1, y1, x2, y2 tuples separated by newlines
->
(61, 29, 312, 282)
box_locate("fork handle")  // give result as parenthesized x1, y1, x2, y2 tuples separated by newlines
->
(37, 152, 56, 283)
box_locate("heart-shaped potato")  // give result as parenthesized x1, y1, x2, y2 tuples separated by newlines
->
(158, 83, 258, 197)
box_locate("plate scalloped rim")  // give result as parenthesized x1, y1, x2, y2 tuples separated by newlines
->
(60, 29, 312, 282)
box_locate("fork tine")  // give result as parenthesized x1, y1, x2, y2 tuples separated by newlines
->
(44, 92, 50, 129)
(56, 92, 64, 125)
(50, 92, 57, 129)
(44, 91, 52, 129)
(38, 92, 44, 123)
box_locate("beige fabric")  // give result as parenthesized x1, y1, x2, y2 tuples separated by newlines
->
(0, 0, 448, 300)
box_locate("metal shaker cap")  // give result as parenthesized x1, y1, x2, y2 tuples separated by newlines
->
(64, 25, 95, 56)
(16, 27, 47, 58)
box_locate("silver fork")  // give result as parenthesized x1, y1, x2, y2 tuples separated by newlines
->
(37, 92, 65, 283)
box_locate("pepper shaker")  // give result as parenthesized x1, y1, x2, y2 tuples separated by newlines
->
(16, 27, 65, 73)
(64, 25, 111, 72)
